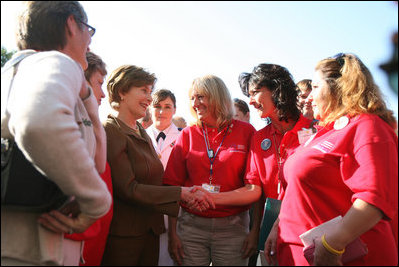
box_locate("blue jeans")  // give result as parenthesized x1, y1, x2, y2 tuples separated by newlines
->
(177, 209, 249, 266)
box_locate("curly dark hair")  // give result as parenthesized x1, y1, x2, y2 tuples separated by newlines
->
(238, 63, 300, 122)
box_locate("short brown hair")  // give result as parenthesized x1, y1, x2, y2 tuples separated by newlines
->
(107, 65, 157, 110)
(296, 79, 312, 94)
(85, 52, 107, 81)
(233, 98, 250, 115)
(17, 1, 87, 51)
(152, 89, 176, 108)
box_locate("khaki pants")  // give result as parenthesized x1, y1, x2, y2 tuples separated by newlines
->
(177, 209, 249, 266)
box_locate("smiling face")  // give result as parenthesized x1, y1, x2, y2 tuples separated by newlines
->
(310, 70, 330, 121)
(248, 85, 276, 120)
(190, 89, 217, 127)
(151, 96, 176, 131)
(120, 84, 153, 121)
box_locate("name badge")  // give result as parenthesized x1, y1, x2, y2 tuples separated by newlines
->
(298, 128, 314, 145)
(202, 183, 220, 193)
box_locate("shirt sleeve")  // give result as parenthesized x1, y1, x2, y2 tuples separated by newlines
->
(341, 117, 398, 220)
(244, 134, 262, 187)
(163, 128, 189, 186)
(83, 87, 107, 174)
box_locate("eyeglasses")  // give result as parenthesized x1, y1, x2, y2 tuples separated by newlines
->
(331, 53, 345, 67)
(79, 20, 96, 37)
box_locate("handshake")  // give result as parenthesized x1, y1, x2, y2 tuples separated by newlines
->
(180, 185, 216, 212)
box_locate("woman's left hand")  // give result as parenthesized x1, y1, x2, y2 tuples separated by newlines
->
(313, 237, 343, 266)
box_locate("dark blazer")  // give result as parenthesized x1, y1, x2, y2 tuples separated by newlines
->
(103, 115, 181, 237)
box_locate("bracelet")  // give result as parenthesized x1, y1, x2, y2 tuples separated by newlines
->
(321, 234, 345, 256)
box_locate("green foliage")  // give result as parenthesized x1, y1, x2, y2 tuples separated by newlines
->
(1, 46, 16, 67)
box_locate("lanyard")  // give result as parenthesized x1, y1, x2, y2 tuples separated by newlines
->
(202, 124, 230, 184)
(272, 133, 282, 195)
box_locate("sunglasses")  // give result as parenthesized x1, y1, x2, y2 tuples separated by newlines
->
(331, 53, 346, 67)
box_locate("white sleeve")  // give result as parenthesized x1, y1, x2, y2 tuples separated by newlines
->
(82, 86, 107, 174)
(7, 52, 111, 218)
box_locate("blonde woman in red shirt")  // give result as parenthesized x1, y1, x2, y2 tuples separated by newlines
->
(163, 75, 256, 266)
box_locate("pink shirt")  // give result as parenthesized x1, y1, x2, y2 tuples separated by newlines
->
(244, 115, 312, 200)
(278, 114, 398, 265)
(163, 119, 255, 217)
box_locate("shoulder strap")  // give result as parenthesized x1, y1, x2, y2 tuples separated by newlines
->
(2, 51, 37, 106)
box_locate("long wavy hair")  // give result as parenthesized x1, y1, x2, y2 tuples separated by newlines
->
(315, 53, 396, 128)
(239, 63, 300, 123)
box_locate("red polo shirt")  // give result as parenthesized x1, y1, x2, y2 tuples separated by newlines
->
(65, 162, 114, 266)
(163, 119, 255, 217)
(244, 115, 312, 200)
(278, 114, 398, 265)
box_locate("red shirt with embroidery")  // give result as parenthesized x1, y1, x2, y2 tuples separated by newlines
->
(163, 119, 255, 217)
(244, 115, 312, 200)
(278, 114, 398, 265)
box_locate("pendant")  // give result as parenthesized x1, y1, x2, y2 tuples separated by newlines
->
(208, 149, 214, 158)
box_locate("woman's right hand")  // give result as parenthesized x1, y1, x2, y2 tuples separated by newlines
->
(264, 217, 279, 265)
(168, 231, 185, 265)
(38, 210, 96, 234)
(181, 186, 215, 211)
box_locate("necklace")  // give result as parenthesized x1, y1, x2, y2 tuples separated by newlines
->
(272, 133, 282, 195)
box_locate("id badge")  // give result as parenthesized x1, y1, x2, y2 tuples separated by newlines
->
(298, 128, 314, 145)
(202, 183, 221, 193)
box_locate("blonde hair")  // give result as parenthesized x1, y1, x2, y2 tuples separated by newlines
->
(188, 75, 234, 128)
(315, 53, 396, 128)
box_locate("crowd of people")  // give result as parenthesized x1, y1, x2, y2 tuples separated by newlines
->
(1, 1, 398, 266)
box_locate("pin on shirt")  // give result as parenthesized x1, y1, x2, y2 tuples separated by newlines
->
(334, 116, 349, 130)
(261, 138, 271, 151)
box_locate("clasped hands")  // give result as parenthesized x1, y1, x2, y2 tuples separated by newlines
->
(180, 185, 215, 212)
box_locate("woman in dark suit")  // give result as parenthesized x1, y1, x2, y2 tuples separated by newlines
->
(101, 65, 213, 266)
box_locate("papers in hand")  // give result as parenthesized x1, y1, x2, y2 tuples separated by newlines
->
(300, 216, 368, 264)
(299, 216, 342, 247)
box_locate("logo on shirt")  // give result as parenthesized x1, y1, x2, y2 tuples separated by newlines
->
(77, 118, 92, 127)
(312, 141, 334, 153)
(229, 144, 246, 153)
(82, 118, 92, 127)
